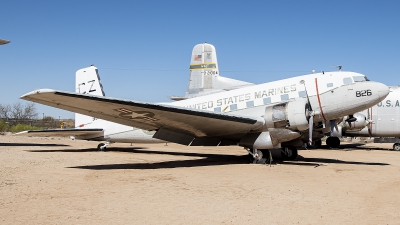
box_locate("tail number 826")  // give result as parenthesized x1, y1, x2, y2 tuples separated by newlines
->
(356, 89, 372, 97)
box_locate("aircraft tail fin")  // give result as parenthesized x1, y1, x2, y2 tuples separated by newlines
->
(75, 65, 105, 128)
(182, 43, 254, 99)
(76, 65, 105, 96)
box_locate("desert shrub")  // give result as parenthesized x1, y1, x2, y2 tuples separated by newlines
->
(10, 124, 41, 133)
(0, 120, 10, 134)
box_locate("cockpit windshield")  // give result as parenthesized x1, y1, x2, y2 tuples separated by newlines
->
(353, 76, 368, 82)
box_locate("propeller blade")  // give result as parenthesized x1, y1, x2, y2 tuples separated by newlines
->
(367, 108, 372, 137)
(368, 124, 372, 137)
(334, 124, 339, 133)
(345, 115, 357, 127)
(346, 117, 357, 123)
(308, 114, 314, 144)
(330, 119, 335, 134)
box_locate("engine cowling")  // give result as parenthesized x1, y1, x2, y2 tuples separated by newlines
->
(264, 99, 309, 131)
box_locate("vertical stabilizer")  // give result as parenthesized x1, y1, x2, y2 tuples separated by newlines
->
(76, 65, 105, 96)
(75, 65, 105, 127)
(187, 43, 219, 97)
(183, 43, 254, 99)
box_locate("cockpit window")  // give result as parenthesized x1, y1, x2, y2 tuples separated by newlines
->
(353, 76, 367, 82)
(343, 77, 353, 85)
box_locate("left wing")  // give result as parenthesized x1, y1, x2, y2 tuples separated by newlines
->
(21, 89, 265, 141)
(15, 128, 104, 140)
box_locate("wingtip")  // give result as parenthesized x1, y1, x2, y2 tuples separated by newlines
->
(20, 89, 56, 99)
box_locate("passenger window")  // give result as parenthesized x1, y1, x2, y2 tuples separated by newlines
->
(246, 101, 254, 108)
(263, 97, 271, 104)
(298, 91, 307, 98)
(327, 83, 333, 87)
(281, 94, 289, 101)
(343, 77, 352, 85)
(214, 107, 221, 112)
(230, 104, 237, 111)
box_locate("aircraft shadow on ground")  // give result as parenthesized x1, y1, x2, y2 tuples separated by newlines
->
(280, 155, 389, 167)
(27, 147, 147, 153)
(0, 143, 70, 147)
(315, 143, 396, 152)
(64, 147, 389, 170)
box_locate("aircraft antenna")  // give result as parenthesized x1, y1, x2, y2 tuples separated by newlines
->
(331, 65, 342, 71)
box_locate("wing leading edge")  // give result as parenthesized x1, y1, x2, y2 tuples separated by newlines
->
(20, 89, 265, 140)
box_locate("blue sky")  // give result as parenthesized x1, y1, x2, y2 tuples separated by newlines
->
(1, 1, 399, 119)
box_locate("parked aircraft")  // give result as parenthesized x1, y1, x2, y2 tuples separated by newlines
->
(19, 58, 389, 163)
(0, 39, 10, 45)
(17, 43, 255, 150)
(325, 85, 400, 150)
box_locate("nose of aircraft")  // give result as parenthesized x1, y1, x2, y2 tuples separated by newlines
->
(372, 81, 390, 102)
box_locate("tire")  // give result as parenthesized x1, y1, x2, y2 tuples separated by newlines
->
(326, 137, 340, 148)
(326, 137, 333, 148)
(332, 137, 340, 148)
(393, 143, 400, 151)
(97, 143, 106, 151)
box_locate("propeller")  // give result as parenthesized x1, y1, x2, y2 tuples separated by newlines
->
(301, 80, 314, 145)
(329, 119, 340, 136)
(367, 108, 373, 137)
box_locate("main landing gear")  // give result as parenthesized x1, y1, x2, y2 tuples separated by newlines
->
(393, 143, 400, 151)
(326, 137, 340, 148)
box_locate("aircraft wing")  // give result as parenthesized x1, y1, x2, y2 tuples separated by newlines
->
(20, 89, 265, 140)
(15, 128, 104, 140)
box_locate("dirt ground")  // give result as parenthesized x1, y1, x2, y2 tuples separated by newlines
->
(1, 134, 400, 225)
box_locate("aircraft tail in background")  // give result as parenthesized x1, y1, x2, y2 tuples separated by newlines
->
(75, 65, 105, 128)
(169, 43, 254, 101)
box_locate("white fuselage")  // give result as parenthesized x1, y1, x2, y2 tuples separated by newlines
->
(170, 71, 387, 124)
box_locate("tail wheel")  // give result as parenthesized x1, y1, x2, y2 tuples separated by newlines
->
(97, 143, 106, 151)
(393, 143, 400, 151)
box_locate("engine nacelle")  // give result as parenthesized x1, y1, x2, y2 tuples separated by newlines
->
(264, 99, 309, 131)
(239, 131, 279, 149)
(239, 129, 301, 149)
(343, 113, 368, 131)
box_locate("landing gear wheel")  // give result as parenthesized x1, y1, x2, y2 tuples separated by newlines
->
(393, 143, 400, 151)
(97, 143, 106, 151)
(326, 137, 340, 148)
(281, 147, 298, 160)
